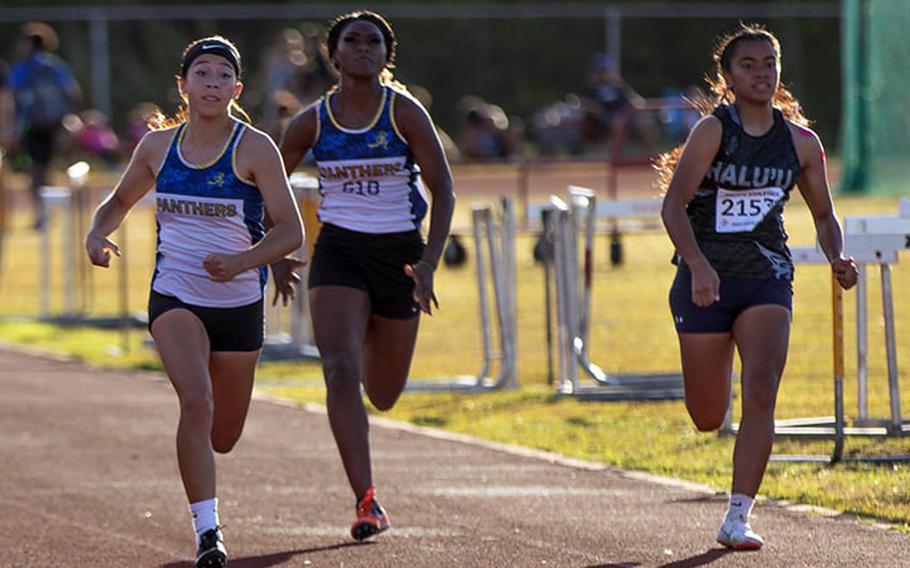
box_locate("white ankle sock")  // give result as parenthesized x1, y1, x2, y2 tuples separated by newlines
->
(723, 493, 754, 525)
(189, 498, 221, 544)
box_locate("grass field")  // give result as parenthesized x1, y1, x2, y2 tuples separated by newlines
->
(1, 166, 908, 529)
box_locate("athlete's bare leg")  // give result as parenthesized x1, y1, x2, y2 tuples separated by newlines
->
(310, 285, 372, 498)
(362, 314, 419, 411)
(731, 305, 790, 497)
(678, 332, 735, 431)
(209, 350, 260, 454)
(151, 309, 214, 503)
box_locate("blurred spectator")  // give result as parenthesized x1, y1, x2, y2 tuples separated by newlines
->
(63, 109, 120, 166)
(0, 57, 12, 239)
(8, 22, 81, 229)
(579, 53, 652, 156)
(0, 58, 13, 152)
(123, 102, 157, 154)
(660, 86, 702, 144)
(409, 84, 460, 162)
(257, 27, 308, 139)
(257, 24, 335, 141)
(455, 95, 523, 161)
(530, 93, 585, 156)
(297, 22, 335, 106)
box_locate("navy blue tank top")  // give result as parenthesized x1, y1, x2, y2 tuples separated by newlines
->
(680, 105, 801, 280)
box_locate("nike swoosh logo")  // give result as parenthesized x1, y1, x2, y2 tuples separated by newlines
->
(201, 44, 220, 50)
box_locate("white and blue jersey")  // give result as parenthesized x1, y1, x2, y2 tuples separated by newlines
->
(152, 121, 266, 307)
(313, 85, 428, 234)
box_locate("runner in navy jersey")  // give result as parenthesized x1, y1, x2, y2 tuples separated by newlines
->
(274, 10, 455, 541)
(85, 36, 302, 567)
(657, 24, 857, 550)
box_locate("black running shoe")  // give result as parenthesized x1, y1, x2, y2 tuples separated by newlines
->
(195, 528, 227, 567)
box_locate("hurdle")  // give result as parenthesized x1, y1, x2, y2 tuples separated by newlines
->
(724, 205, 910, 462)
(408, 196, 518, 391)
(548, 187, 684, 401)
(261, 172, 320, 361)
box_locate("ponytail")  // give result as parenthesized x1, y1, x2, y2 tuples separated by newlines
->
(655, 23, 809, 192)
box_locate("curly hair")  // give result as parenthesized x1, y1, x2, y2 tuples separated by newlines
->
(655, 24, 809, 192)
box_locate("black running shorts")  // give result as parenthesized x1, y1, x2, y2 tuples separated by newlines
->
(147, 290, 264, 351)
(669, 265, 792, 334)
(308, 223, 425, 319)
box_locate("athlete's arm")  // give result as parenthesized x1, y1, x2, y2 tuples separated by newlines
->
(792, 123, 857, 290)
(394, 94, 456, 315)
(660, 115, 723, 306)
(258, 106, 319, 303)
(280, 105, 318, 174)
(85, 129, 168, 267)
(204, 129, 303, 282)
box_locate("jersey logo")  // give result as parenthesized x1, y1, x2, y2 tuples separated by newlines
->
(367, 131, 391, 150)
(208, 172, 226, 188)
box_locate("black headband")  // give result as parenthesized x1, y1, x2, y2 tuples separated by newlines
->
(181, 40, 241, 78)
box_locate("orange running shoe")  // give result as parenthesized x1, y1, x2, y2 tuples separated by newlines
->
(350, 485, 391, 541)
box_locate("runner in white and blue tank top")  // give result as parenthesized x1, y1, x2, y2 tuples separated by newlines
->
(276, 11, 455, 543)
(658, 26, 857, 552)
(313, 84, 428, 234)
(154, 119, 267, 307)
(85, 36, 302, 568)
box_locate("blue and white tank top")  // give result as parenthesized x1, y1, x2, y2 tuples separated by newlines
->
(312, 85, 428, 233)
(152, 120, 266, 307)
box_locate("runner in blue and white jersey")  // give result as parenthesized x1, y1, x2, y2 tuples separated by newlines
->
(86, 36, 302, 568)
(276, 10, 455, 542)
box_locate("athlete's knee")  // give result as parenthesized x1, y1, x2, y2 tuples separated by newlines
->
(366, 389, 401, 412)
(741, 382, 778, 417)
(323, 357, 363, 397)
(211, 430, 241, 454)
(179, 389, 214, 427)
(686, 401, 726, 432)
(690, 413, 726, 432)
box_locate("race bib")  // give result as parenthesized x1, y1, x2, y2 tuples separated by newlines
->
(715, 187, 784, 233)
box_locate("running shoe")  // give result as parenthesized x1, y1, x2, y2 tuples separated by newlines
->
(716, 517, 764, 550)
(196, 527, 228, 567)
(350, 485, 391, 541)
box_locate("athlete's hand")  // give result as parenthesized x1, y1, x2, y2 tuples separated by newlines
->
(832, 256, 858, 290)
(85, 231, 121, 268)
(203, 253, 247, 282)
(270, 257, 307, 306)
(689, 259, 720, 307)
(404, 261, 439, 316)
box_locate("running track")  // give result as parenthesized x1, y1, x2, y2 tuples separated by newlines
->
(0, 346, 906, 567)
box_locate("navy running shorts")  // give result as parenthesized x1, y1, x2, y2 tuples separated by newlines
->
(308, 223, 425, 319)
(669, 265, 792, 333)
(148, 290, 264, 351)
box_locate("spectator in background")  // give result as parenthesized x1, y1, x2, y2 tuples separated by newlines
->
(0, 57, 13, 241)
(257, 27, 308, 140)
(9, 22, 81, 229)
(409, 84, 460, 162)
(123, 102, 157, 154)
(455, 95, 523, 161)
(63, 109, 121, 167)
(297, 22, 335, 105)
(579, 53, 652, 156)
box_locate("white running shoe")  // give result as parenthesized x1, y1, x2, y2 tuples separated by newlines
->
(716, 517, 764, 550)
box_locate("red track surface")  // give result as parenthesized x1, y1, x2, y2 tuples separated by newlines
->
(0, 346, 906, 567)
